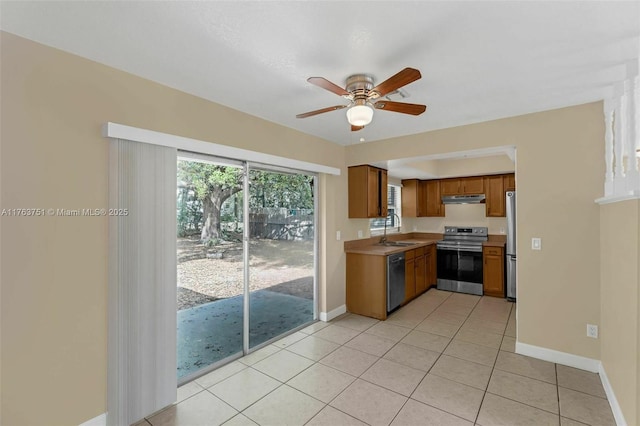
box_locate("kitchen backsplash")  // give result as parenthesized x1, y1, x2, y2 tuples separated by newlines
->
(402, 203, 507, 235)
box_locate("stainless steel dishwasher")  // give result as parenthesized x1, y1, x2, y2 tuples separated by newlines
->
(386, 252, 406, 312)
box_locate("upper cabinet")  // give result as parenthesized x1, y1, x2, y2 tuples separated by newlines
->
(440, 178, 460, 196)
(485, 173, 515, 217)
(461, 176, 484, 194)
(400, 179, 425, 217)
(440, 176, 484, 195)
(348, 165, 388, 218)
(485, 175, 506, 217)
(401, 179, 444, 217)
(424, 180, 445, 217)
(383, 172, 516, 220)
(504, 173, 516, 192)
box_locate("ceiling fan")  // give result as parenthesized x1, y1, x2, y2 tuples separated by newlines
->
(296, 67, 427, 131)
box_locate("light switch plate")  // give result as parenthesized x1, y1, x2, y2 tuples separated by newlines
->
(357, 230, 363, 238)
(531, 237, 542, 250)
(336, 231, 341, 241)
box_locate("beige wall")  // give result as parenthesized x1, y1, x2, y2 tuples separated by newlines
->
(0, 32, 347, 425)
(407, 154, 514, 178)
(600, 199, 640, 425)
(2, 30, 630, 425)
(347, 102, 604, 361)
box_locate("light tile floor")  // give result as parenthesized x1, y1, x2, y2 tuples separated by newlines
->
(140, 290, 616, 426)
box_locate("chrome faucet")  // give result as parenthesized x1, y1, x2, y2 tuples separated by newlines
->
(380, 213, 401, 243)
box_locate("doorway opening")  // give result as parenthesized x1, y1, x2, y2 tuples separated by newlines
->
(176, 155, 317, 381)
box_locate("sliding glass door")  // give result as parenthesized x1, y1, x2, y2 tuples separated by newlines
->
(248, 168, 316, 348)
(176, 155, 317, 382)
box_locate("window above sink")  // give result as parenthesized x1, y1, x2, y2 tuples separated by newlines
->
(370, 184, 402, 236)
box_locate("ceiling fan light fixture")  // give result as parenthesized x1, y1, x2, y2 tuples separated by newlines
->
(346, 100, 374, 126)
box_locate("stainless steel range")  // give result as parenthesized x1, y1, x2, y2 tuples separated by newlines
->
(436, 226, 488, 296)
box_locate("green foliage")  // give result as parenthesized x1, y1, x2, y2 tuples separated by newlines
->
(178, 161, 244, 201)
(177, 187, 202, 237)
(249, 171, 314, 209)
(205, 238, 220, 247)
(177, 161, 315, 239)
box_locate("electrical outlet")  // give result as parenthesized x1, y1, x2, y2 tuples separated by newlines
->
(587, 324, 598, 339)
(357, 230, 363, 238)
(336, 231, 341, 241)
(531, 237, 542, 250)
(500, 228, 506, 234)
(413, 225, 417, 231)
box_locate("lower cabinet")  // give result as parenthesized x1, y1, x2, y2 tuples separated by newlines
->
(346, 253, 387, 320)
(346, 243, 438, 319)
(483, 246, 505, 297)
(404, 246, 429, 305)
(404, 250, 416, 304)
(426, 244, 436, 286)
(415, 250, 427, 294)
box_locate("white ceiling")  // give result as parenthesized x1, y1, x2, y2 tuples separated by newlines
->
(1, 1, 639, 150)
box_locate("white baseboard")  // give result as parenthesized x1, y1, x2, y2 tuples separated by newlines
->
(515, 341, 600, 372)
(516, 342, 627, 426)
(320, 304, 346, 322)
(79, 413, 106, 426)
(599, 363, 628, 426)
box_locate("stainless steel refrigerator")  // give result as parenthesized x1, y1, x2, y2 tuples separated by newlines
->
(506, 191, 516, 301)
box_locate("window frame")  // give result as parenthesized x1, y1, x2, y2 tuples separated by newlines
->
(370, 183, 402, 235)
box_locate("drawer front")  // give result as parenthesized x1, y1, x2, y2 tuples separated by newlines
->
(484, 247, 503, 256)
(415, 247, 425, 257)
(405, 249, 416, 260)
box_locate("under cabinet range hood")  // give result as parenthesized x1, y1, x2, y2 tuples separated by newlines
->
(441, 194, 486, 204)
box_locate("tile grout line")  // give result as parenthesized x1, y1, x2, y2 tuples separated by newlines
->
(476, 302, 565, 422)
(402, 292, 512, 425)
(469, 298, 504, 426)
(384, 290, 456, 426)
(171, 291, 501, 426)
(172, 293, 612, 426)
(556, 360, 561, 422)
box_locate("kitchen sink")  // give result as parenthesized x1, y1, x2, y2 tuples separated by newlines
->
(376, 241, 417, 247)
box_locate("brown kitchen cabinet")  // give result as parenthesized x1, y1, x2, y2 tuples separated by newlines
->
(426, 244, 437, 286)
(347, 243, 437, 318)
(440, 176, 484, 195)
(404, 247, 427, 304)
(401, 179, 426, 217)
(483, 246, 505, 297)
(404, 249, 416, 303)
(424, 180, 445, 217)
(440, 178, 461, 196)
(346, 253, 387, 320)
(402, 179, 444, 217)
(415, 247, 427, 294)
(460, 176, 484, 194)
(484, 175, 506, 217)
(504, 173, 516, 191)
(348, 165, 388, 218)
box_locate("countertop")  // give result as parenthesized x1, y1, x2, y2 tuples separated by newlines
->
(345, 237, 505, 255)
(482, 241, 506, 247)
(344, 239, 440, 256)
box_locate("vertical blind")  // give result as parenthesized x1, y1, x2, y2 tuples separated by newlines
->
(108, 139, 177, 425)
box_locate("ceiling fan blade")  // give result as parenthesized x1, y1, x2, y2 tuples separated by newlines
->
(374, 100, 427, 115)
(351, 125, 364, 132)
(296, 105, 347, 119)
(307, 77, 350, 97)
(370, 68, 421, 98)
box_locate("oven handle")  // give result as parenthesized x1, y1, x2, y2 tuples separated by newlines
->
(436, 245, 483, 253)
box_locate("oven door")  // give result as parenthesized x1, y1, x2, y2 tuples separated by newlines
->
(436, 247, 483, 285)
